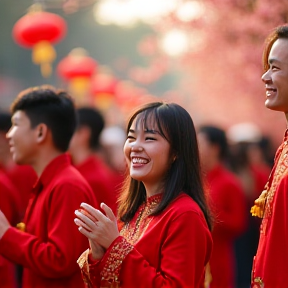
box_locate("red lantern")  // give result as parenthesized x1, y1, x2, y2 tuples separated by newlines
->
(12, 4, 67, 77)
(57, 48, 97, 105)
(90, 72, 118, 110)
(115, 81, 147, 114)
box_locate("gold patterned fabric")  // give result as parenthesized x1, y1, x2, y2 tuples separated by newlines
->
(99, 193, 162, 287)
(251, 139, 288, 222)
(99, 237, 133, 288)
(77, 249, 95, 288)
(78, 193, 162, 288)
(120, 193, 161, 245)
(251, 276, 264, 288)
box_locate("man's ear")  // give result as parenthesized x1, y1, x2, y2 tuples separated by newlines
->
(36, 124, 48, 143)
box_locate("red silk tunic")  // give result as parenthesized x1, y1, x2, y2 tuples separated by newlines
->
(206, 164, 247, 288)
(252, 131, 288, 288)
(0, 154, 98, 288)
(73, 155, 118, 215)
(78, 193, 213, 288)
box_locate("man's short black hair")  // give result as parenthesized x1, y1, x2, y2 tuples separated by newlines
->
(11, 85, 77, 152)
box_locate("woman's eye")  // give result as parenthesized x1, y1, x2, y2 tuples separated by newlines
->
(127, 135, 135, 140)
(146, 137, 156, 141)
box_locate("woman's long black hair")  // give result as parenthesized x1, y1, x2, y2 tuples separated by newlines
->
(118, 102, 212, 230)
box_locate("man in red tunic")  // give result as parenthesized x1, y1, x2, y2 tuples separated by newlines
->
(250, 24, 288, 288)
(0, 86, 98, 288)
(198, 125, 247, 288)
(69, 107, 118, 215)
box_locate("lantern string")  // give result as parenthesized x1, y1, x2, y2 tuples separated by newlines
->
(33, 0, 46, 10)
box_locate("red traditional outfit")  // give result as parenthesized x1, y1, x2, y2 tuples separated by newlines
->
(5, 164, 37, 220)
(205, 164, 247, 288)
(0, 154, 98, 288)
(74, 155, 118, 215)
(251, 131, 288, 288)
(78, 193, 213, 288)
(0, 170, 20, 288)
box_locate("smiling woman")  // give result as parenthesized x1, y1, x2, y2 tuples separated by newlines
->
(74, 101, 213, 288)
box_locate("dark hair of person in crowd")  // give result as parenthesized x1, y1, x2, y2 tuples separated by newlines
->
(10, 85, 76, 152)
(198, 125, 229, 161)
(118, 101, 212, 231)
(76, 107, 105, 150)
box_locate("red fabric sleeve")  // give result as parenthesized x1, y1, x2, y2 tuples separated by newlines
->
(119, 212, 210, 288)
(0, 182, 91, 278)
(81, 211, 211, 288)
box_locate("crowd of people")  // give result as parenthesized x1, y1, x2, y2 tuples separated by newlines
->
(0, 23, 288, 288)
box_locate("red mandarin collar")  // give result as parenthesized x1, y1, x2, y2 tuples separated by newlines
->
(145, 193, 162, 204)
(32, 153, 72, 194)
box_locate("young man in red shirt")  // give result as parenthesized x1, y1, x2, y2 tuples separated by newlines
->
(0, 86, 98, 288)
(251, 24, 288, 287)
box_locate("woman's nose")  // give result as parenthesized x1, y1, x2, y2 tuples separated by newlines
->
(131, 144, 143, 152)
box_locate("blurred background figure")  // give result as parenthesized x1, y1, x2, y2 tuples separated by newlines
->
(0, 110, 20, 288)
(0, 109, 37, 288)
(197, 125, 247, 288)
(227, 123, 274, 288)
(0, 110, 37, 221)
(100, 125, 126, 195)
(69, 107, 118, 215)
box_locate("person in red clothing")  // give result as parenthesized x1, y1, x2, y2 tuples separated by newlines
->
(197, 125, 247, 288)
(0, 169, 21, 288)
(227, 137, 272, 288)
(0, 110, 37, 221)
(69, 107, 118, 215)
(250, 24, 288, 287)
(100, 125, 127, 198)
(0, 85, 98, 288)
(75, 102, 213, 288)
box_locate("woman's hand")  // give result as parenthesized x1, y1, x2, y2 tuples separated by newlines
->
(88, 239, 105, 261)
(74, 202, 119, 250)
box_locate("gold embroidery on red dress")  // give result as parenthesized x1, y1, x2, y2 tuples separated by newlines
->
(100, 237, 133, 288)
(100, 194, 162, 288)
(77, 194, 162, 288)
(120, 193, 161, 245)
(251, 140, 288, 224)
(77, 249, 94, 288)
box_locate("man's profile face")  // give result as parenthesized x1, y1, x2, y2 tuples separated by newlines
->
(262, 38, 288, 113)
(6, 110, 38, 165)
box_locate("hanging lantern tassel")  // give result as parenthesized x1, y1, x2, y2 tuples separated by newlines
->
(12, 4, 67, 79)
(69, 76, 91, 104)
(32, 41, 56, 78)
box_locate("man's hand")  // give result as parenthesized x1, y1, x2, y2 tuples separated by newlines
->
(0, 210, 10, 239)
